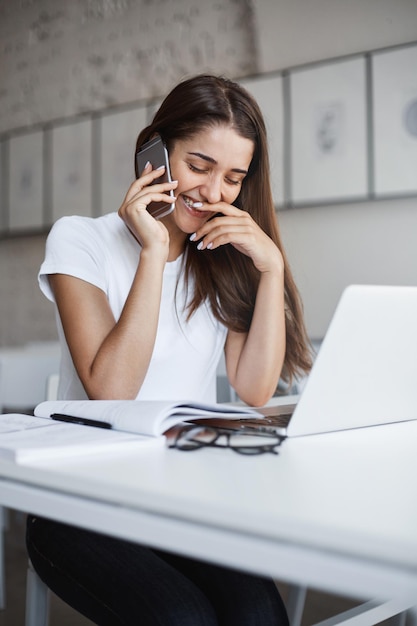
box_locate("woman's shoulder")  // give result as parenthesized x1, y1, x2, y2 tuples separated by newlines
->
(40, 213, 133, 297)
(47, 212, 127, 248)
(50, 212, 121, 235)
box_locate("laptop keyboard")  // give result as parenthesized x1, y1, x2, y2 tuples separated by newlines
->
(234, 411, 293, 430)
(255, 403, 296, 426)
(190, 403, 296, 433)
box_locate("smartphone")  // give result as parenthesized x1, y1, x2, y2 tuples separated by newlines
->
(135, 135, 175, 219)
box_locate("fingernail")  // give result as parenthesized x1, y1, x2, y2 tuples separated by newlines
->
(189, 233, 196, 241)
(156, 165, 165, 170)
(144, 161, 151, 168)
(207, 242, 213, 250)
(197, 241, 204, 250)
(192, 201, 203, 208)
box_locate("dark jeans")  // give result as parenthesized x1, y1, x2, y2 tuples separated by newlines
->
(26, 515, 289, 626)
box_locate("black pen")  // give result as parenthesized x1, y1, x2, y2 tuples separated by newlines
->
(50, 413, 112, 430)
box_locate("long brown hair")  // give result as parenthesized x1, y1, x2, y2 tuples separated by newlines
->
(135, 74, 312, 384)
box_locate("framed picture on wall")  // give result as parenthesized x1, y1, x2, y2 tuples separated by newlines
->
(288, 55, 368, 205)
(51, 117, 93, 223)
(100, 105, 148, 215)
(9, 130, 44, 232)
(372, 43, 417, 197)
(240, 74, 285, 208)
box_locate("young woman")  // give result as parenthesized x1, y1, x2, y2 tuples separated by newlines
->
(27, 74, 312, 625)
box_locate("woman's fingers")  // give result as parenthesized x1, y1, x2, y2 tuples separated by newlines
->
(117, 166, 177, 250)
(123, 164, 176, 204)
(120, 178, 177, 218)
(191, 211, 253, 247)
(190, 210, 283, 273)
(127, 188, 177, 212)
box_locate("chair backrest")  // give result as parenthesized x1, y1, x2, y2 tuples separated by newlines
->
(45, 373, 59, 402)
(216, 354, 237, 403)
(0, 343, 60, 412)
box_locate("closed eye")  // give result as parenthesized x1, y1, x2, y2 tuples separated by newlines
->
(226, 177, 243, 186)
(189, 163, 242, 186)
(188, 163, 207, 174)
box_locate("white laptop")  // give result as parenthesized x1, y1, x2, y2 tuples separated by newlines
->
(222, 284, 417, 438)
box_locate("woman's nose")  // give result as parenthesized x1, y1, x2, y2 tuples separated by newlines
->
(200, 175, 222, 204)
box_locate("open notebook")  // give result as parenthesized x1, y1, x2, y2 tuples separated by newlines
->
(204, 285, 417, 438)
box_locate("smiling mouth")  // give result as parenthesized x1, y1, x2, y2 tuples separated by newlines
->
(182, 195, 205, 212)
(182, 195, 207, 216)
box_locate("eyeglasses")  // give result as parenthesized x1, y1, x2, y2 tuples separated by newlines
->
(169, 425, 284, 456)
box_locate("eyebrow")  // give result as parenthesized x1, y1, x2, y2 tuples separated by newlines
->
(187, 152, 248, 175)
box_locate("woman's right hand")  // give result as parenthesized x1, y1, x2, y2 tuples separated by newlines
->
(118, 163, 178, 256)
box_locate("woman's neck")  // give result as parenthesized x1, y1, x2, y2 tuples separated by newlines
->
(163, 215, 188, 261)
(167, 229, 187, 262)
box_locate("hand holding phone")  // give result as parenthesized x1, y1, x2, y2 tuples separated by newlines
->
(135, 136, 175, 219)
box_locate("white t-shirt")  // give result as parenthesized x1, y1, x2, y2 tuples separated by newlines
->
(39, 213, 228, 403)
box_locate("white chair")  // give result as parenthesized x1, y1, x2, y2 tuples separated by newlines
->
(45, 373, 59, 405)
(0, 506, 6, 610)
(286, 585, 308, 626)
(25, 373, 58, 626)
(0, 344, 60, 613)
(0, 343, 61, 413)
(25, 560, 49, 626)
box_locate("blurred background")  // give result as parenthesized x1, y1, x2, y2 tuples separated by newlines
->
(1, 0, 417, 349)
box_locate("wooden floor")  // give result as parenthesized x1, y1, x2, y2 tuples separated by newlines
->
(0, 509, 366, 625)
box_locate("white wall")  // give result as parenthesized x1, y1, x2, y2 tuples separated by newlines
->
(253, 0, 417, 337)
(279, 198, 417, 338)
(0, 0, 256, 134)
(252, 0, 417, 71)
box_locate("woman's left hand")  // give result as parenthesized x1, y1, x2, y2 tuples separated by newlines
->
(191, 203, 283, 274)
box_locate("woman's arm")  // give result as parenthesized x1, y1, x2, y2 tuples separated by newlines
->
(224, 265, 285, 406)
(190, 204, 286, 406)
(51, 167, 178, 400)
(50, 248, 165, 399)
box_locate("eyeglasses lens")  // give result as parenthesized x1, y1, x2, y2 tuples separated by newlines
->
(173, 426, 282, 455)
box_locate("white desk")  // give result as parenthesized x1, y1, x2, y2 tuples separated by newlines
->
(0, 416, 416, 623)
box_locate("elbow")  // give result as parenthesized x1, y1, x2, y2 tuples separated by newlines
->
(87, 389, 138, 401)
(235, 384, 276, 408)
(231, 371, 281, 407)
(83, 377, 140, 401)
(240, 394, 273, 408)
